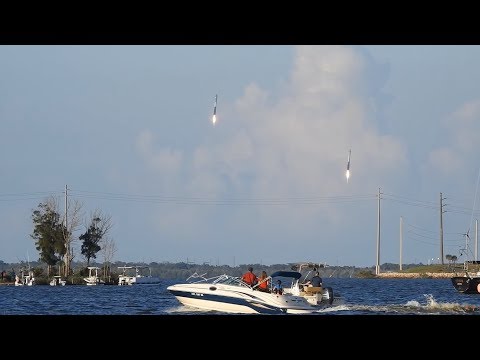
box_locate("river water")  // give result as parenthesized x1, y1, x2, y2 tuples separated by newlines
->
(1, 278, 479, 315)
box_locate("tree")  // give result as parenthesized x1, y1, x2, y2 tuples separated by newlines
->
(101, 236, 117, 282)
(445, 254, 458, 270)
(80, 219, 101, 266)
(31, 198, 65, 277)
(31, 195, 83, 278)
(451, 255, 458, 265)
(61, 196, 83, 278)
(80, 210, 112, 266)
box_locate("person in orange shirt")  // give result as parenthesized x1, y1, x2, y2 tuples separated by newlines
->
(241, 267, 258, 287)
(257, 270, 270, 292)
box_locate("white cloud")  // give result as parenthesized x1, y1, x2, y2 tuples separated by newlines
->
(449, 99, 480, 155)
(135, 130, 182, 174)
(290, 45, 366, 100)
(428, 99, 480, 175)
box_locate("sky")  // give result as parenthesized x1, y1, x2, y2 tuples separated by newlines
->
(1, 45, 480, 268)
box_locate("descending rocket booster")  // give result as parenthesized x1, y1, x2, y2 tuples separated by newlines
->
(212, 94, 218, 125)
(346, 149, 351, 183)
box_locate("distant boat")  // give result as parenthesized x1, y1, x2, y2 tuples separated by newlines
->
(452, 171, 480, 294)
(84, 266, 104, 286)
(15, 253, 35, 286)
(14, 268, 35, 286)
(118, 266, 161, 285)
(451, 261, 480, 294)
(50, 275, 66, 286)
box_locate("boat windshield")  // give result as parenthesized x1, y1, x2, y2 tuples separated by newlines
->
(185, 273, 250, 287)
(213, 275, 247, 286)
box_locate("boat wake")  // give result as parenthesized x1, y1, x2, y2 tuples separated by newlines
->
(166, 305, 228, 314)
(166, 294, 479, 315)
(315, 294, 479, 315)
(402, 294, 479, 314)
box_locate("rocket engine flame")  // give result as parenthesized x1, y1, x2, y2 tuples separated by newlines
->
(212, 114, 217, 125)
(346, 149, 351, 183)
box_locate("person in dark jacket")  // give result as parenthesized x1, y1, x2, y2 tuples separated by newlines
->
(308, 272, 322, 287)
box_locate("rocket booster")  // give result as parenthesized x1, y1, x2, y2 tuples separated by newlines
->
(347, 149, 351, 171)
(346, 149, 351, 182)
(212, 94, 218, 125)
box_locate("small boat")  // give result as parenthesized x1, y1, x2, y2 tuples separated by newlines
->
(452, 181, 480, 294)
(14, 268, 35, 286)
(451, 261, 480, 294)
(167, 270, 329, 314)
(84, 266, 105, 286)
(118, 265, 161, 285)
(50, 275, 66, 286)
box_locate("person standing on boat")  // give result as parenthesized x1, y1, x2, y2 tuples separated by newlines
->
(257, 270, 270, 292)
(241, 267, 258, 287)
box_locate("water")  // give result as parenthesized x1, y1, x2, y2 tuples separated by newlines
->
(1, 278, 479, 315)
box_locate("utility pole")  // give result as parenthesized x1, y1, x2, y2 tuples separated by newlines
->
(440, 192, 445, 265)
(400, 216, 403, 271)
(65, 184, 69, 277)
(476, 219, 478, 261)
(376, 188, 381, 275)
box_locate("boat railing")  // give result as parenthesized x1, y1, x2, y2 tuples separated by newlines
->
(461, 261, 480, 275)
(185, 272, 211, 282)
(252, 276, 268, 290)
(252, 276, 276, 291)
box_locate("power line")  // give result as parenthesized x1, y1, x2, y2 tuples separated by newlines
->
(68, 189, 378, 206)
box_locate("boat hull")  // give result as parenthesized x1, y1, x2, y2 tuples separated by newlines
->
(168, 283, 320, 314)
(451, 276, 480, 294)
(119, 276, 161, 285)
(171, 293, 276, 314)
(84, 277, 104, 285)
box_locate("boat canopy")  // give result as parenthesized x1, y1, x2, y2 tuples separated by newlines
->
(270, 271, 301, 279)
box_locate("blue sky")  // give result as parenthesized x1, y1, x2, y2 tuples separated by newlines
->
(1, 45, 480, 268)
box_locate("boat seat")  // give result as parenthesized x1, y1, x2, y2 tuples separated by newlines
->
(304, 286, 322, 294)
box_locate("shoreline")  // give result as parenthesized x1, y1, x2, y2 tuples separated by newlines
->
(0, 273, 463, 283)
(376, 272, 458, 279)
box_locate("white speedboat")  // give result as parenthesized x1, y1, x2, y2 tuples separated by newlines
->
(167, 270, 326, 314)
(118, 266, 161, 285)
(84, 266, 105, 286)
